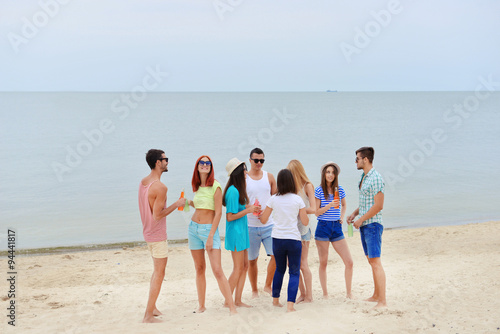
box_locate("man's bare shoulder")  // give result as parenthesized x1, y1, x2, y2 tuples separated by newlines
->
(267, 172, 276, 182)
(151, 181, 167, 190)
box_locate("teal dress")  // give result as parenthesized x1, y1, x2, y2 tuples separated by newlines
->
(224, 185, 250, 252)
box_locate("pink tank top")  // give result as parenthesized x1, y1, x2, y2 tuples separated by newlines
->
(138, 180, 167, 242)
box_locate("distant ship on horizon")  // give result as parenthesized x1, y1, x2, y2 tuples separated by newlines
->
(326, 90, 337, 92)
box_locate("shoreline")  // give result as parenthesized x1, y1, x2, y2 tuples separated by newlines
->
(2, 219, 496, 256)
(3, 220, 499, 333)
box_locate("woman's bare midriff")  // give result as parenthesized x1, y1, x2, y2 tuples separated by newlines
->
(191, 208, 215, 224)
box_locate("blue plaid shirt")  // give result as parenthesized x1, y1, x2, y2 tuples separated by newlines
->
(358, 168, 385, 226)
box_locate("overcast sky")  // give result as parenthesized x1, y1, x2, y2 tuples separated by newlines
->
(1, 0, 499, 92)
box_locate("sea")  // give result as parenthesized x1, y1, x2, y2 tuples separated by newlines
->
(1, 91, 499, 250)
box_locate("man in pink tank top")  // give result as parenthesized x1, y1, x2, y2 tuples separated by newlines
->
(139, 149, 185, 323)
(246, 148, 277, 298)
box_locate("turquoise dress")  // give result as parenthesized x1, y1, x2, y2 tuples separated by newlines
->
(224, 185, 250, 252)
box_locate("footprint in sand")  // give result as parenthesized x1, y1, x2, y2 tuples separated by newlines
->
(34, 295, 49, 301)
(28, 264, 42, 269)
(62, 255, 73, 260)
(48, 302, 64, 309)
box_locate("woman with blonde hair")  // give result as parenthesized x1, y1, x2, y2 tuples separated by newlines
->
(287, 159, 316, 303)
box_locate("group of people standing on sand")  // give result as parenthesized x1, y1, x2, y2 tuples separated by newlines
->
(138, 146, 387, 323)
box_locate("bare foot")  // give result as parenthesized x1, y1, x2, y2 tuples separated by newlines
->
(193, 306, 206, 313)
(373, 301, 388, 309)
(235, 302, 252, 308)
(286, 302, 296, 312)
(346, 293, 354, 300)
(296, 295, 305, 304)
(263, 286, 272, 296)
(143, 316, 163, 323)
(364, 296, 378, 302)
(251, 291, 259, 299)
(153, 308, 163, 316)
(273, 299, 283, 308)
(230, 307, 238, 315)
(322, 294, 329, 300)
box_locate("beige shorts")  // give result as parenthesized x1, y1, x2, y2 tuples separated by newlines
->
(147, 240, 168, 258)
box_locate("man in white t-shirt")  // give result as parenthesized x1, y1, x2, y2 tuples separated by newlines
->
(246, 148, 277, 298)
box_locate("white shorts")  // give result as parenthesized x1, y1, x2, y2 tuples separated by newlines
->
(147, 240, 168, 258)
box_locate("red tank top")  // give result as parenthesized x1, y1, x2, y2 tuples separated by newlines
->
(138, 180, 167, 242)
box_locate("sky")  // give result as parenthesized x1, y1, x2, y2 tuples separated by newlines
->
(1, 0, 500, 92)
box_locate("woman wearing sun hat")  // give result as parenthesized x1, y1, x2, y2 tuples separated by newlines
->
(314, 161, 353, 299)
(222, 158, 260, 307)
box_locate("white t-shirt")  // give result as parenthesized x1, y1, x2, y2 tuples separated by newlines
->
(266, 193, 306, 241)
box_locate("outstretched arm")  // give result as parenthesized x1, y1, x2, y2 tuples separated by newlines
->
(259, 206, 273, 224)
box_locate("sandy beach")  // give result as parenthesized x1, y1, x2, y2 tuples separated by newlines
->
(2, 221, 500, 334)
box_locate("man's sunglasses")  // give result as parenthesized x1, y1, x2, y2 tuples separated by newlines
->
(198, 160, 212, 166)
(252, 159, 265, 164)
(159, 157, 168, 162)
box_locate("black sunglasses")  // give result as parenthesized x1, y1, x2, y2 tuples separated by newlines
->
(159, 157, 168, 162)
(252, 159, 265, 164)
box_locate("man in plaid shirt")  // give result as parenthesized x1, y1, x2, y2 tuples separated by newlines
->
(347, 147, 387, 309)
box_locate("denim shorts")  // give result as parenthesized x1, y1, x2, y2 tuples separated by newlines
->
(301, 228, 312, 242)
(360, 222, 383, 258)
(248, 224, 274, 261)
(188, 221, 221, 250)
(314, 220, 345, 242)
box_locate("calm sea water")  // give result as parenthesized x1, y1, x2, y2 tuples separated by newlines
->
(1, 92, 499, 250)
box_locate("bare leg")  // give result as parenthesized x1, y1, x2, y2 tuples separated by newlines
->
(230, 250, 251, 308)
(368, 257, 387, 308)
(286, 301, 296, 312)
(331, 239, 354, 299)
(264, 256, 275, 295)
(190, 249, 207, 313)
(248, 258, 259, 298)
(315, 240, 330, 298)
(364, 256, 378, 302)
(143, 257, 167, 323)
(299, 241, 313, 303)
(206, 248, 237, 315)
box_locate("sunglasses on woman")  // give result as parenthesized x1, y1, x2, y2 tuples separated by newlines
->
(198, 160, 212, 166)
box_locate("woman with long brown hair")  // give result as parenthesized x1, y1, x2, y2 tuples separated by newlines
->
(314, 162, 353, 299)
(222, 158, 260, 308)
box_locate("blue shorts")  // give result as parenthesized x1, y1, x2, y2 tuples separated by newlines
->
(314, 220, 345, 242)
(301, 228, 312, 242)
(188, 221, 221, 250)
(248, 224, 274, 261)
(360, 223, 383, 258)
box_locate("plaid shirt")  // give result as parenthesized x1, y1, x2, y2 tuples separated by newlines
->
(358, 168, 385, 226)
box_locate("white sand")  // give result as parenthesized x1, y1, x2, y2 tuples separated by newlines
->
(2, 221, 500, 334)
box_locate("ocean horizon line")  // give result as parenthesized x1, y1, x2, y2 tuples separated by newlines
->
(0, 90, 486, 94)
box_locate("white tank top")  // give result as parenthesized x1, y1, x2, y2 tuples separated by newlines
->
(246, 170, 274, 227)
